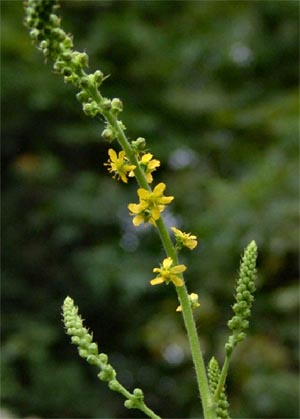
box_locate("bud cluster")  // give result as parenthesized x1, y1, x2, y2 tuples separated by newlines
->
(63, 296, 103, 366)
(226, 240, 257, 354)
(24, 0, 123, 132)
(207, 357, 230, 419)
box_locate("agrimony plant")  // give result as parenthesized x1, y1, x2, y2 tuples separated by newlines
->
(24, 1, 258, 418)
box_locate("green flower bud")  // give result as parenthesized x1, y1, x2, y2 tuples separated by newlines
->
(61, 36, 73, 49)
(61, 51, 72, 61)
(98, 365, 116, 382)
(101, 127, 115, 142)
(52, 27, 65, 42)
(64, 74, 79, 86)
(101, 98, 112, 110)
(83, 101, 100, 117)
(111, 98, 123, 114)
(88, 342, 98, 355)
(78, 348, 88, 358)
(133, 388, 144, 401)
(80, 334, 92, 348)
(117, 120, 126, 131)
(53, 60, 64, 72)
(236, 332, 246, 342)
(72, 51, 89, 68)
(225, 343, 233, 355)
(71, 336, 80, 345)
(109, 380, 120, 391)
(76, 91, 89, 103)
(39, 40, 48, 49)
(62, 66, 72, 76)
(99, 353, 108, 364)
(94, 70, 104, 85)
(30, 28, 40, 41)
(86, 354, 98, 365)
(131, 137, 147, 152)
(124, 399, 134, 409)
(49, 14, 60, 27)
(67, 327, 76, 336)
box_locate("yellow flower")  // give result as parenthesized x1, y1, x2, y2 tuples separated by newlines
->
(150, 257, 186, 287)
(171, 227, 198, 250)
(129, 153, 160, 183)
(176, 293, 200, 312)
(140, 153, 160, 183)
(128, 182, 174, 226)
(104, 148, 136, 183)
(127, 202, 149, 226)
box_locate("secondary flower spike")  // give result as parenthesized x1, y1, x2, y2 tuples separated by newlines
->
(104, 148, 136, 183)
(128, 182, 174, 226)
(151, 257, 186, 287)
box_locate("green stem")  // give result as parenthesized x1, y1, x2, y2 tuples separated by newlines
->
(116, 384, 162, 419)
(213, 353, 231, 403)
(138, 403, 162, 419)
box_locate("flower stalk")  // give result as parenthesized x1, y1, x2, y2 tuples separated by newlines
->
(24, 2, 258, 418)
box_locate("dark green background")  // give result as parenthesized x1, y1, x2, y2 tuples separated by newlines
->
(2, 1, 299, 418)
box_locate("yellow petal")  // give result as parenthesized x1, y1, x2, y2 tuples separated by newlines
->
(126, 164, 136, 172)
(150, 277, 164, 286)
(133, 215, 145, 226)
(108, 148, 117, 161)
(149, 217, 157, 227)
(137, 188, 150, 200)
(148, 160, 160, 170)
(171, 264, 187, 274)
(163, 257, 173, 269)
(160, 196, 174, 204)
(171, 275, 184, 287)
(119, 150, 126, 160)
(186, 239, 197, 250)
(151, 207, 161, 220)
(120, 173, 128, 183)
(128, 203, 140, 213)
(153, 182, 166, 196)
(171, 226, 181, 235)
(176, 305, 182, 312)
(141, 153, 153, 163)
(145, 173, 153, 183)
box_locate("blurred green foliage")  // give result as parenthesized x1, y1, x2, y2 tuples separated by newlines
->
(1, 1, 299, 418)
